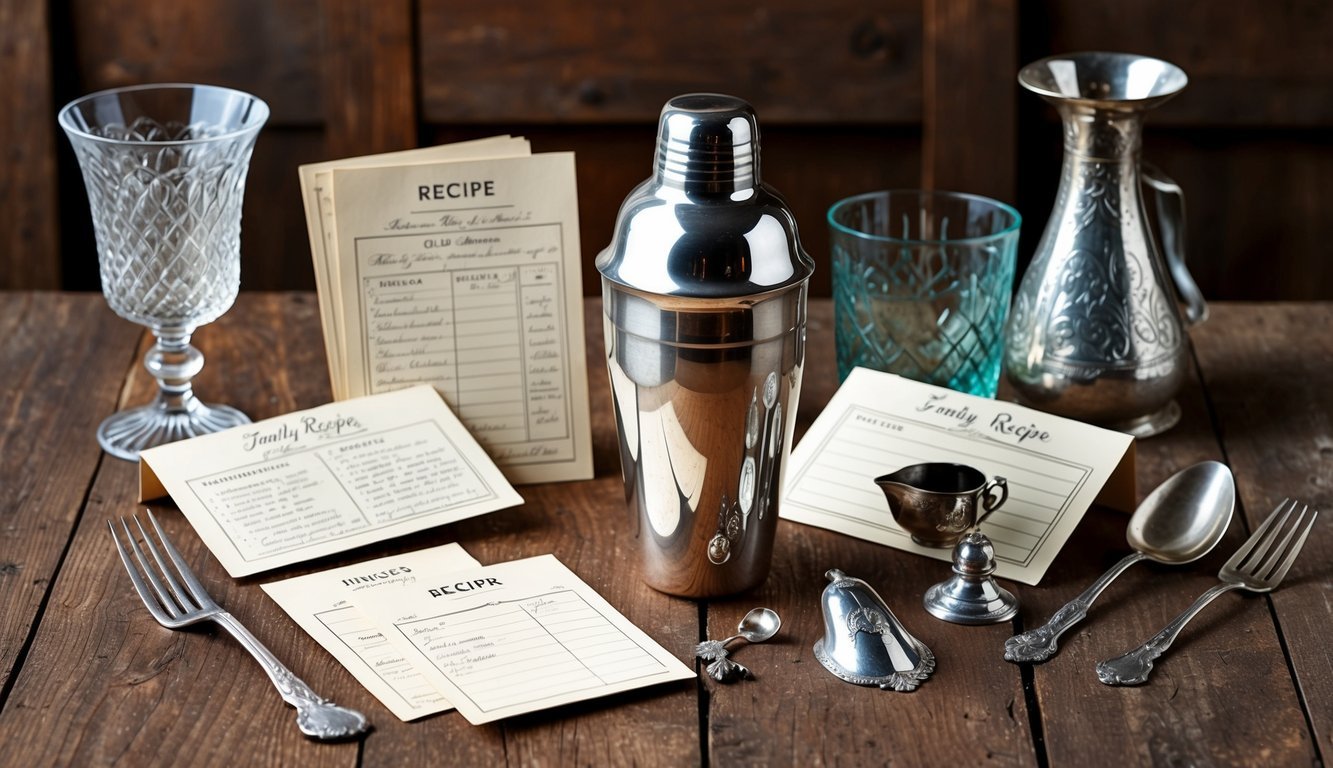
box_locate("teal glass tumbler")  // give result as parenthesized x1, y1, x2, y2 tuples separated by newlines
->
(829, 190, 1021, 398)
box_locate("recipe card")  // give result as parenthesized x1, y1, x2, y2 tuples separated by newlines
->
(299, 136, 532, 396)
(261, 543, 480, 721)
(139, 385, 523, 577)
(349, 554, 695, 724)
(305, 146, 594, 486)
(781, 368, 1135, 585)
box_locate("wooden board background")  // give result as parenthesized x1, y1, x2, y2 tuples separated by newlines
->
(5, 0, 1331, 301)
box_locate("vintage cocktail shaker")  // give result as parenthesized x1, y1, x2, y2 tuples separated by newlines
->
(597, 94, 814, 597)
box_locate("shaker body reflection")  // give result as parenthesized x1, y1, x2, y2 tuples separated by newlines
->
(598, 94, 813, 597)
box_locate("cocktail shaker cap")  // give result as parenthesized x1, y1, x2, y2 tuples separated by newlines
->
(656, 93, 758, 194)
(596, 93, 814, 301)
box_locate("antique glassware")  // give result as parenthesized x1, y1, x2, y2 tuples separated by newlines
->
(598, 94, 813, 597)
(59, 84, 269, 460)
(1003, 52, 1207, 437)
(829, 190, 1020, 398)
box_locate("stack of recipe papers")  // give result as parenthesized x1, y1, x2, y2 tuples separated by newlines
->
(299, 137, 593, 484)
(263, 548, 695, 723)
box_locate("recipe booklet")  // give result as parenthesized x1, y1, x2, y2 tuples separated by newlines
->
(298, 136, 532, 396)
(261, 543, 481, 721)
(349, 554, 696, 725)
(139, 385, 523, 577)
(300, 140, 594, 486)
(781, 368, 1135, 585)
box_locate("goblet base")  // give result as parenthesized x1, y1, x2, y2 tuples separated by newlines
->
(98, 399, 251, 461)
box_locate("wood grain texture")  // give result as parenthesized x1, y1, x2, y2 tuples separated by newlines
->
(319, 0, 417, 157)
(922, 0, 1018, 203)
(1017, 315, 1318, 766)
(0, 295, 141, 691)
(1036, 0, 1333, 127)
(65, 0, 322, 125)
(0, 0, 60, 289)
(0, 297, 1325, 766)
(0, 295, 355, 766)
(1191, 303, 1333, 761)
(417, 0, 923, 125)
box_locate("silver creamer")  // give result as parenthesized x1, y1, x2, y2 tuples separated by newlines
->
(596, 94, 814, 597)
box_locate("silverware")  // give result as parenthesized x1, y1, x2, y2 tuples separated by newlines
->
(1005, 461, 1234, 663)
(110, 511, 370, 740)
(694, 607, 782, 682)
(1097, 498, 1319, 686)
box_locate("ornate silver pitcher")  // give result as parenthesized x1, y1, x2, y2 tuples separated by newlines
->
(1004, 52, 1207, 437)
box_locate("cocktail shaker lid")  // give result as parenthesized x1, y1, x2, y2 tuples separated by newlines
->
(655, 93, 758, 194)
(596, 93, 814, 300)
(813, 569, 935, 692)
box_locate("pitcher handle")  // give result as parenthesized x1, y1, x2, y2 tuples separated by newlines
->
(1142, 162, 1208, 326)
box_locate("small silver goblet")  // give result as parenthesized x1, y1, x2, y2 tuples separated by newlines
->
(59, 84, 269, 460)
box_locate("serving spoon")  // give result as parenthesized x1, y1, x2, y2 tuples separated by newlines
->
(1003, 461, 1234, 663)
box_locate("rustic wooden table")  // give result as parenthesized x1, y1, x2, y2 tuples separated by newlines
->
(0, 293, 1328, 767)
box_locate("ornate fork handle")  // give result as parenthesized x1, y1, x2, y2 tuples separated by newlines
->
(1004, 552, 1146, 663)
(1096, 582, 1240, 686)
(214, 612, 370, 740)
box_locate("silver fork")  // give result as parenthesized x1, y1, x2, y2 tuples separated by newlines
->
(110, 511, 370, 740)
(1096, 498, 1319, 686)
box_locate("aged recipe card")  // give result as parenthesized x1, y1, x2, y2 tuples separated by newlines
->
(139, 385, 522, 577)
(325, 151, 593, 485)
(349, 554, 695, 724)
(781, 368, 1135, 585)
(261, 543, 480, 721)
(299, 136, 532, 397)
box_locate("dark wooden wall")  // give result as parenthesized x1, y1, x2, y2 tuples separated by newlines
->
(2, 0, 1329, 300)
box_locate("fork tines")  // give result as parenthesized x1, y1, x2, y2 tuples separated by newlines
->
(1235, 498, 1320, 584)
(109, 510, 215, 626)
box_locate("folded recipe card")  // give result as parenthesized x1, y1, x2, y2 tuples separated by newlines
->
(781, 368, 1135, 585)
(139, 385, 523, 577)
(349, 554, 696, 725)
(261, 543, 481, 721)
(301, 140, 594, 485)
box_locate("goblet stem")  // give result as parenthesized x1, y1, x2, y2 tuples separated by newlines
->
(95, 328, 250, 461)
(145, 329, 206, 413)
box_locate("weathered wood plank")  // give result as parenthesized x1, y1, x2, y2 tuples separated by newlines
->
(1037, 0, 1333, 127)
(418, 0, 924, 125)
(706, 303, 1036, 766)
(922, 0, 1018, 203)
(0, 0, 60, 289)
(65, 0, 322, 125)
(0, 295, 358, 766)
(0, 295, 140, 693)
(1191, 302, 1332, 761)
(1019, 307, 1316, 766)
(319, 0, 417, 157)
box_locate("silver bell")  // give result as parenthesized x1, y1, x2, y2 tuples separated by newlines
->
(812, 569, 935, 692)
(923, 530, 1019, 624)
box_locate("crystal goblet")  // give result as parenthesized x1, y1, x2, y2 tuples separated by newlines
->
(59, 84, 269, 460)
